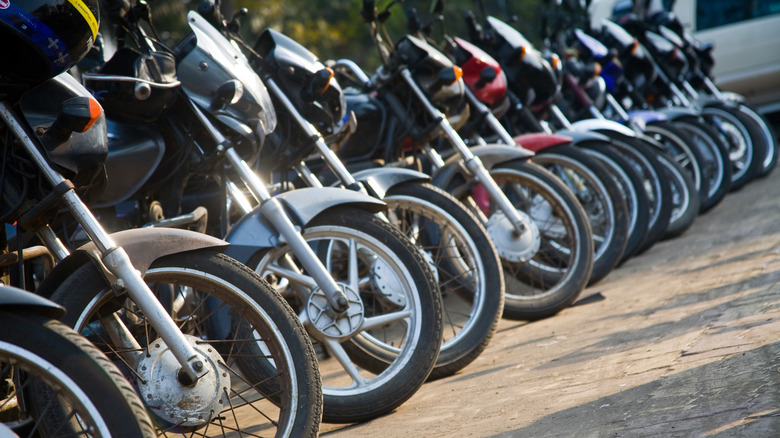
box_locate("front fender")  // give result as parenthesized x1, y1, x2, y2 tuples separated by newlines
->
(446, 144, 534, 170)
(652, 106, 701, 121)
(0, 285, 65, 319)
(556, 129, 612, 144)
(513, 133, 571, 152)
(224, 187, 386, 264)
(350, 167, 430, 199)
(430, 144, 532, 196)
(569, 119, 637, 138)
(36, 228, 228, 300)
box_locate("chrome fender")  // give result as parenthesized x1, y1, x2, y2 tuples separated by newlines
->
(35, 228, 228, 299)
(652, 106, 701, 121)
(555, 129, 612, 144)
(224, 187, 386, 264)
(430, 143, 533, 195)
(569, 118, 637, 138)
(350, 167, 430, 199)
(0, 285, 65, 319)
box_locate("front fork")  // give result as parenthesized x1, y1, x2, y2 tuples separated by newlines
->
(399, 68, 527, 236)
(187, 100, 350, 314)
(0, 103, 206, 383)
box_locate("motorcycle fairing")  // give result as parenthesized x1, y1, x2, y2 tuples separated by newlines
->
(223, 187, 386, 264)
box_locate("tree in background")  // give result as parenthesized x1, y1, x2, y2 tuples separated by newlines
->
(143, 0, 544, 71)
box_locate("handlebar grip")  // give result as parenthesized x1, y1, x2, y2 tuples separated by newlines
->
(361, 0, 376, 22)
(405, 7, 420, 34)
(464, 11, 482, 41)
(197, 0, 222, 28)
(102, 0, 129, 21)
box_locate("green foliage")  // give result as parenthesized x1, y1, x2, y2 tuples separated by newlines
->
(130, 0, 545, 72)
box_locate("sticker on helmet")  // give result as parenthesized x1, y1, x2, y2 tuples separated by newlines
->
(67, 0, 98, 40)
(0, 0, 9, 10)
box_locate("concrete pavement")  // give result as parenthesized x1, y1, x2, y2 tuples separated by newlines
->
(320, 161, 780, 437)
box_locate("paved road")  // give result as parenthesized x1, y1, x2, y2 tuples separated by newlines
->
(320, 163, 780, 437)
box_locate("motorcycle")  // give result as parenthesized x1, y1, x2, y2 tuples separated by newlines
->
(208, 11, 505, 383)
(332, 0, 595, 320)
(0, 0, 323, 435)
(0, 280, 155, 436)
(413, 7, 630, 285)
(80, 0, 444, 424)
(464, 12, 703, 248)
(592, 7, 766, 192)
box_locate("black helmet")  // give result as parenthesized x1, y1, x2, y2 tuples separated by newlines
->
(0, 0, 99, 83)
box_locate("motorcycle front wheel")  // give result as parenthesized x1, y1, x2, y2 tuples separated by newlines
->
(533, 144, 630, 286)
(46, 249, 322, 437)
(0, 310, 156, 438)
(248, 207, 443, 424)
(458, 160, 594, 320)
(384, 181, 504, 380)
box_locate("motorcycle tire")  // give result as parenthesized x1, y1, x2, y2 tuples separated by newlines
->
(384, 181, 504, 380)
(597, 135, 673, 255)
(459, 160, 594, 320)
(700, 104, 765, 191)
(643, 121, 708, 205)
(248, 207, 443, 424)
(45, 249, 323, 437)
(656, 151, 699, 239)
(668, 118, 732, 212)
(578, 141, 651, 264)
(735, 103, 778, 178)
(533, 144, 630, 285)
(0, 310, 156, 438)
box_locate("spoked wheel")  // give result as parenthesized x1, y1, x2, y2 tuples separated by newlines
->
(249, 207, 443, 424)
(579, 141, 651, 264)
(734, 103, 778, 177)
(700, 105, 765, 191)
(598, 135, 673, 255)
(643, 121, 707, 204)
(384, 182, 504, 380)
(669, 118, 732, 212)
(46, 249, 323, 437)
(655, 151, 699, 239)
(0, 310, 155, 438)
(534, 145, 630, 285)
(451, 160, 593, 320)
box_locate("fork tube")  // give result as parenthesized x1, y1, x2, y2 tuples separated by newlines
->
(606, 93, 631, 122)
(264, 78, 362, 191)
(223, 148, 349, 312)
(549, 104, 574, 130)
(185, 102, 349, 312)
(464, 87, 516, 146)
(36, 226, 70, 262)
(0, 102, 204, 381)
(399, 68, 526, 235)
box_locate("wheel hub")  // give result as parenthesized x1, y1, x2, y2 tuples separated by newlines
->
(306, 285, 365, 340)
(137, 335, 229, 429)
(486, 210, 541, 262)
(369, 257, 408, 307)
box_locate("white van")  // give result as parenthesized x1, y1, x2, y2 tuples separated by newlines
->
(588, 0, 780, 113)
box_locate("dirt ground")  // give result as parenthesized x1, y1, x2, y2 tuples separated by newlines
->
(319, 161, 780, 437)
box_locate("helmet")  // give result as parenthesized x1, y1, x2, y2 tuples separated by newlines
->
(0, 0, 99, 83)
